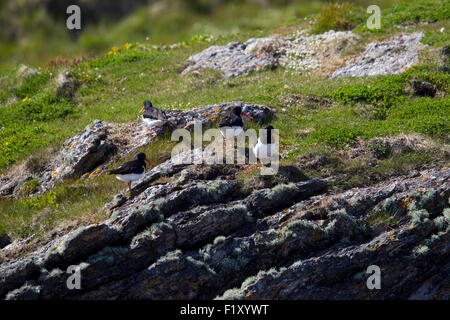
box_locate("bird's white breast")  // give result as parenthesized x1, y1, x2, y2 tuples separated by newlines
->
(143, 118, 165, 127)
(220, 126, 243, 139)
(253, 139, 278, 163)
(115, 166, 145, 182)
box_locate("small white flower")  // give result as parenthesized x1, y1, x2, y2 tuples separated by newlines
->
(440, 27, 445, 33)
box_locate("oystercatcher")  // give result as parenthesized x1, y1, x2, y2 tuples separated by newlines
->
(140, 100, 167, 135)
(253, 125, 284, 165)
(219, 106, 253, 139)
(109, 153, 154, 192)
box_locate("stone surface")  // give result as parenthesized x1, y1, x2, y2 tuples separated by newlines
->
(183, 31, 426, 79)
(331, 33, 425, 78)
(1, 153, 448, 300)
(182, 31, 358, 78)
(55, 70, 79, 98)
(37, 120, 116, 190)
(128, 101, 272, 152)
(182, 38, 281, 78)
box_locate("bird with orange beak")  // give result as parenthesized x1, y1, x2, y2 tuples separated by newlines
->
(109, 152, 154, 193)
(219, 106, 253, 140)
(140, 100, 167, 135)
(253, 125, 284, 165)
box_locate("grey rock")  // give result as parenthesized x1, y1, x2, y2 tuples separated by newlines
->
(55, 71, 79, 98)
(0, 180, 19, 197)
(16, 65, 39, 79)
(331, 33, 425, 78)
(182, 38, 281, 78)
(39, 120, 117, 188)
(0, 159, 448, 300)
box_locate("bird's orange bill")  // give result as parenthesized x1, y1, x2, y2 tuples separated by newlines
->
(274, 131, 284, 139)
(241, 112, 253, 119)
(145, 158, 155, 166)
(140, 106, 145, 113)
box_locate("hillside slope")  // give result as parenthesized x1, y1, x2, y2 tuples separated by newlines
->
(0, 0, 449, 300)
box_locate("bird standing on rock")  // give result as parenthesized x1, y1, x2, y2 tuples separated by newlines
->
(109, 153, 154, 193)
(253, 125, 284, 165)
(219, 106, 253, 140)
(140, 100, 167, 136)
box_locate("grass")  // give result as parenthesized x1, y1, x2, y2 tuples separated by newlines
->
(313, 2, 365, 34)
(354, 0, 450, 35)
(367, 210, 398, 227)
(0, 0, 449, 240)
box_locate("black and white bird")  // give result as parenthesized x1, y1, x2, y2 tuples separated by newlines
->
(140, 100, 167, 135)
(253, 125, 284, 165)
(219, 106, 253, 139)
(109, 153, 154, 192)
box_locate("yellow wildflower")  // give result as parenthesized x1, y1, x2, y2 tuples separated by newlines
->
(4, 142, 9, 146)
(124, 43, 131, 50)
(108, 47, 119, 56)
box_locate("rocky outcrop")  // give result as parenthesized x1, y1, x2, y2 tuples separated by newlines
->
(182, 38, 281, 78)
(0, 102, 271, 198)
(182, 31, 358, 78)
(16, 64, 39, 79)
(331, 33, 425, 78)
(1, 148, 448, 300)
(55, 70, 79, 98)
(36, 119, 117, 192)
(114, 101, 272, 156)
(183, 31, 427, 79)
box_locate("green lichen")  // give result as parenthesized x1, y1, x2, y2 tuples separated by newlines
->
(412, 245, 429, 256)
(186, 256, 216, 275)
(157, 249, 182, 264)
(410, 209, 430, 225)
(267, 183, 298, 201)
(215, 287, 243, 300)
(213, 235, 226, 246)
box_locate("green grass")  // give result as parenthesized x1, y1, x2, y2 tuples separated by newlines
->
(313, 2, 366, 34)
(367, 210, 398, 227)
(354, 0, 450, 34)
(0, 137, 176, 238)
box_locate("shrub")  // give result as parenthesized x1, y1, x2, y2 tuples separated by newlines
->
(15, 178, 40, 198)
(267, 183, 298, 201)
(313, 2, 365, 34)
(368, 140, 391, 159)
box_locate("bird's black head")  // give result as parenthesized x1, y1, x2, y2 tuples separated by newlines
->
(144, 100, 153, 109)
(231, 106, 242, 115)
(135, 152, 147, 162)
